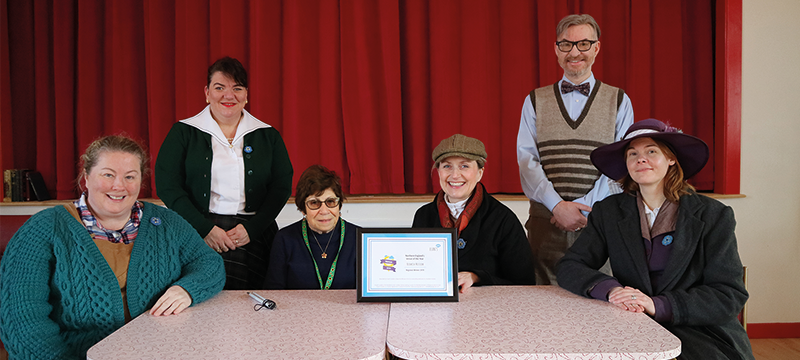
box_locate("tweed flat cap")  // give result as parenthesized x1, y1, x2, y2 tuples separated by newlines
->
(432, 134, 487, 167)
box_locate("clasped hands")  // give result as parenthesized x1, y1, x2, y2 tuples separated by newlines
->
(608, 286, 655, 316)
(204, 224, 250, 253)
(551, 201, 592, 232)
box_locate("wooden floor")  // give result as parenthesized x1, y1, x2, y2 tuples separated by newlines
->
(751, 338, 800, 359)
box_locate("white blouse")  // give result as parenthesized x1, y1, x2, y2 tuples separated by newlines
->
(180, 106, 271, 215)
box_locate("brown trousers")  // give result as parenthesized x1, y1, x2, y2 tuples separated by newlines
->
(525, 201, 610, 285)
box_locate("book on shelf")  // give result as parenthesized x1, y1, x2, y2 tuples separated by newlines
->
(2, 169, 49, 202)
(2, 169, 11, 202)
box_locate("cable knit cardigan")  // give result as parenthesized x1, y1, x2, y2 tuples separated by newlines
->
(0, 202, 225, 359)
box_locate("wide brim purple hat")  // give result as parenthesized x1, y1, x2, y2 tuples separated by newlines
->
(590, 118, 709, 181)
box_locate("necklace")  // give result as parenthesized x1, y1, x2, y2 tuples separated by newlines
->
(301, 218, 346, 290)
(226, 137, 234, 144)
(310, 228, 335, 259)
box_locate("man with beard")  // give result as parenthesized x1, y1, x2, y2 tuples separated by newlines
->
(517, 14, 633, 285)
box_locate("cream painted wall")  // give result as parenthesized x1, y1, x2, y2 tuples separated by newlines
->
(719, 0, 800, 324)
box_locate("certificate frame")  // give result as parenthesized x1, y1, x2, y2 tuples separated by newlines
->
(356, 228, 458, 302)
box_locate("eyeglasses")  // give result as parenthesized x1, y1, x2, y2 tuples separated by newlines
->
(306, 197, 340, 210)
(555, 39, 598, 53)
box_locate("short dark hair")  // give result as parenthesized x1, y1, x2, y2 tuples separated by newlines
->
(294, 165, 345, 213)
(207, 56, 248, 88)
(556, 14, 601, 39)
(619, 138, 694, 202)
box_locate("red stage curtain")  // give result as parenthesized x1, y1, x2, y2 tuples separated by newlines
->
(0, 0, 715, 199)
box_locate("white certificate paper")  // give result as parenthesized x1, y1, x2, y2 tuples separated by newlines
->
(358, 229, 458, 301)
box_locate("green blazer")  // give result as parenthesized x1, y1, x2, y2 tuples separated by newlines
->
(155, 112, 293, 239)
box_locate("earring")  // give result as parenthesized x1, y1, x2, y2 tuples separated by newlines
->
(245, 100, 248, 104)
(206, 99, 210, 104)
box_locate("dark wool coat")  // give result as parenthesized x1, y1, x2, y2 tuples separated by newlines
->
(557, 191, 753, 360)
(412, 187, 537, 286)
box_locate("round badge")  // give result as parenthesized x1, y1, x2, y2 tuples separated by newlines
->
(457, 238, 466, 249)
(150, 217, 162, 226)
(662, 235, 673, 246)
(244, 146, 253, 154)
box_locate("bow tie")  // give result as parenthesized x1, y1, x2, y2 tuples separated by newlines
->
(560, 82, 590, 96)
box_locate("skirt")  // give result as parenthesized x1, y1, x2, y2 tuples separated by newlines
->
(206, 213, 278, 290)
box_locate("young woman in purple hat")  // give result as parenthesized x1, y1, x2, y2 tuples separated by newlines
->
(557, 119, 753, 360)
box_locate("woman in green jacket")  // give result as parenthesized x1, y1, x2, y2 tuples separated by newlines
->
(156, 57, 293, 290)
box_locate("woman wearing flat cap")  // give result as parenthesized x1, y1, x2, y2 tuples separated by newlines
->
(557, 119, 753, 359)
(412, 134, 537, 293)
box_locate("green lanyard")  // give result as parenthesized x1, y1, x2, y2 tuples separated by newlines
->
(301, 218, 345, 290)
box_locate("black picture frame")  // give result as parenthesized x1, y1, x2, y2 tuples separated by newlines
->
(356, 227, 458, 303)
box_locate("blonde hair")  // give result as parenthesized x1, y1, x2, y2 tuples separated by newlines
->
(556, 14, 600, 39)
(80, 135, 149, 178)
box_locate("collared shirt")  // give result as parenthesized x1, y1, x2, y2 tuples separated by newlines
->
(643, 204, 660, 228)
(516, 73, 634, 212)
(74, 193, 142, 244)
(445, 197, 468, 219)
(180, 105, 270, 215)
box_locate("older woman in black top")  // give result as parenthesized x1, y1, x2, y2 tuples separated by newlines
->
(412, 134, 536, 293)
(265, 165, 358, 289)
(557, 119, 753, 360)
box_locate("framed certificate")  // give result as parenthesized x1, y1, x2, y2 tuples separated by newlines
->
(356, 228, 458, 302)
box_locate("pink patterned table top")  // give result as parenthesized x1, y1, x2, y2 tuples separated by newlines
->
(87, 290, 389, 360)
(386, 286, 681, 360)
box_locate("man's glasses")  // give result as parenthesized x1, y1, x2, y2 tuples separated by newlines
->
(306, 197, 340, 210)
(556, 39, 598, 53)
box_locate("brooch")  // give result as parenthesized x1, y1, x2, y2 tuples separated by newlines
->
(244, 146, 253, 154)
(150, 217, 161, 226)
(662, 235, 673, 246)
(457, 238, 466, 249)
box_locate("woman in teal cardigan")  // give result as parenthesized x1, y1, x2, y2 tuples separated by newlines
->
(156, 57, 293, 290)
(0, 135, 225, 359)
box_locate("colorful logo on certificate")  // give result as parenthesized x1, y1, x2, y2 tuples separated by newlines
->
(380, 256, 397, 272)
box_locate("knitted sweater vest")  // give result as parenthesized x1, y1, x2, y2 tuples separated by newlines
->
(532, 81, 622, 201)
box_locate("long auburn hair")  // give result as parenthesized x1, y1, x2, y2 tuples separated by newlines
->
(619, 138, 694, 203)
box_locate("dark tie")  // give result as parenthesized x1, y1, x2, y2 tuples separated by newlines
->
(560, 81, 590, 96)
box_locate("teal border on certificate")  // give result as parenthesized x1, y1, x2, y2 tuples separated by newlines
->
(356, 228, 458, 302)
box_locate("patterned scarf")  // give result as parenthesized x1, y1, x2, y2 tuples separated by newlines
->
(74, 193, 143, 244)
(436, 182, 485, 236)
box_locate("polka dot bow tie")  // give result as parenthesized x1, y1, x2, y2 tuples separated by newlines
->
(560, 82, 590, 96)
